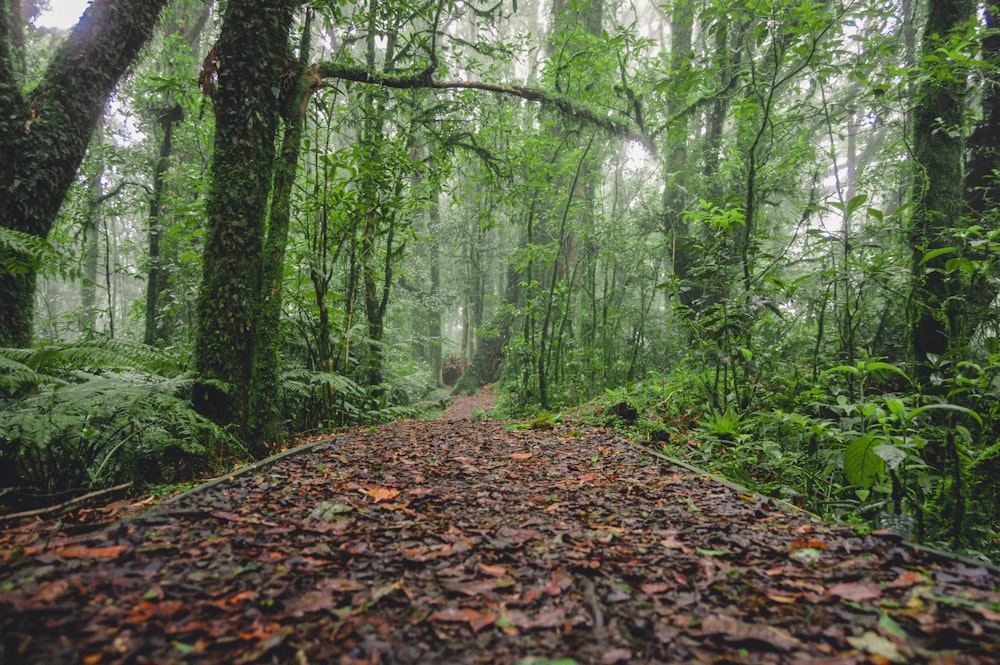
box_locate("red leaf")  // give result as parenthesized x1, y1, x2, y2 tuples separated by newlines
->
(789, 538, 827, 550)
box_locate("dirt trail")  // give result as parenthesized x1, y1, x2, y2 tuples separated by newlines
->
(434, 384, 496, 421)
(1, 419, 998, 664)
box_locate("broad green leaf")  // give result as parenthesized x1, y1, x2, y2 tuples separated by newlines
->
(873, 444, 907, 471)
(907, 403, 982, 426)
(829, 194, 868, 218)
(918, 247, 958, 267)
(844, 436, 884, 488)
(821, 364, 861, 377)
(862, 362, 912, 385)
(886, 399, 906, 420)
(944, 257, 974, 274)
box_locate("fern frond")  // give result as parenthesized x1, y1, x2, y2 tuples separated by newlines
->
(0, 371, 231, 497)
(3, 340, 182, 377)
(0, 355, 65, 397)
(281, 369, 364, 398)
(0, 226, 80, 280)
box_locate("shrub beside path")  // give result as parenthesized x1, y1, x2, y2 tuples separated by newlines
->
(1, 410, 998, 663)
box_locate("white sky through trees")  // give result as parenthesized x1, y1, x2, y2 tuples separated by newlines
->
(38, 0, 89, 30)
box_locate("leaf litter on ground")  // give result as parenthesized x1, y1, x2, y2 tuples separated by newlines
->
(1, 415, 998, 664)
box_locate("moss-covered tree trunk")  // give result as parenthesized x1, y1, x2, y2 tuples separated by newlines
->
(0, 0, 168, 347)
(908, 0, 975, 387)
(192, 0, 298, 440)
(246, 10, 313, 452)
(963, 3, 1000, 334)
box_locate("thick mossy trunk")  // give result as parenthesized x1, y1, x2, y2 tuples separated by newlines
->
(246, 10, 313, 453)
(963, 4, 1000, 335)
(908, 0, 975, 387)
(192, 0, 298, 441)
(0, 0, 169, 347)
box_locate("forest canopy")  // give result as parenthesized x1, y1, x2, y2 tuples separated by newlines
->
(2, 0, 1000, 561)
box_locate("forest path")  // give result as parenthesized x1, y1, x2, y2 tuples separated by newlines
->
(1, 419, 998, 664)
(434, 383, 497, 421)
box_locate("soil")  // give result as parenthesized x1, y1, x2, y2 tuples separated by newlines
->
(435, 384, 497, 421)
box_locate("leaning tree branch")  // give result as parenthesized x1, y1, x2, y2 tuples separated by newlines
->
(309, 62, 655, 154)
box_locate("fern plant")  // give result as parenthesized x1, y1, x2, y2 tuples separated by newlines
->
(0, 342, 234, 507)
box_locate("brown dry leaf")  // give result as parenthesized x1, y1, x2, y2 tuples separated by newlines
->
(509, 452, 533, 460)
(885, 570, 927, 589)
(602, 648, 633, 664)
(826, 582, 881, 602)
(363, 487, 401, 502)
(701, 613, 803, 651)
(443, 577, 503, 596)
(402, 543, 453, 561)
(640, 582, 671, 595)
(428, 607, 497, 632)
(34, 578, 70, 603)
(478, 563, 508, 576)
(507, 607, 566, 629)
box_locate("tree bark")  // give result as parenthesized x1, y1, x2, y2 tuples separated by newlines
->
(962, 3, 1000, 336)
(143, 103, 182, 346)
(192, 0, 298, 436)
(246, 10, 313, 453)
(908, 0, 976, 386)
(0, 0, 169, 347)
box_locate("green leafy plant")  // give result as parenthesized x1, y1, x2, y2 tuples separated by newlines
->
(0, 342, 234, 507)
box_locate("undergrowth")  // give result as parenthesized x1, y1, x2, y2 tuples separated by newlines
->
(0, 341, 434, 510)
(0, 341, 234, 509)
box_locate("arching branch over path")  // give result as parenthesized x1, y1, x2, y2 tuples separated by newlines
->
(309, 62, 654, 153)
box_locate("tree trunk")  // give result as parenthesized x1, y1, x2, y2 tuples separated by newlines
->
(908, 0, 975, 386)
(192, 0, 298, 436)
(143, 0, 211, 347)
(246, 9, 313, 452)
(0, 0, 169, 347)
(143, 103, 182, 346)
(963, 3, 1000, 335)
(80, 157, 104, 336)
(428, 192, 443, 383)
(662, 0, 697, 312)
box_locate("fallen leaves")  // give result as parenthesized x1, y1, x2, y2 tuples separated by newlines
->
(701, 613, 804, 651)
(52, 544, 130, 560)
(362, 486, 400, 502)
(429, 607, 497, 632)
(1, 419, 998, 665)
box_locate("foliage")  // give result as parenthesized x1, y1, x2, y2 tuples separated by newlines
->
(0, 341, 234, 505)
